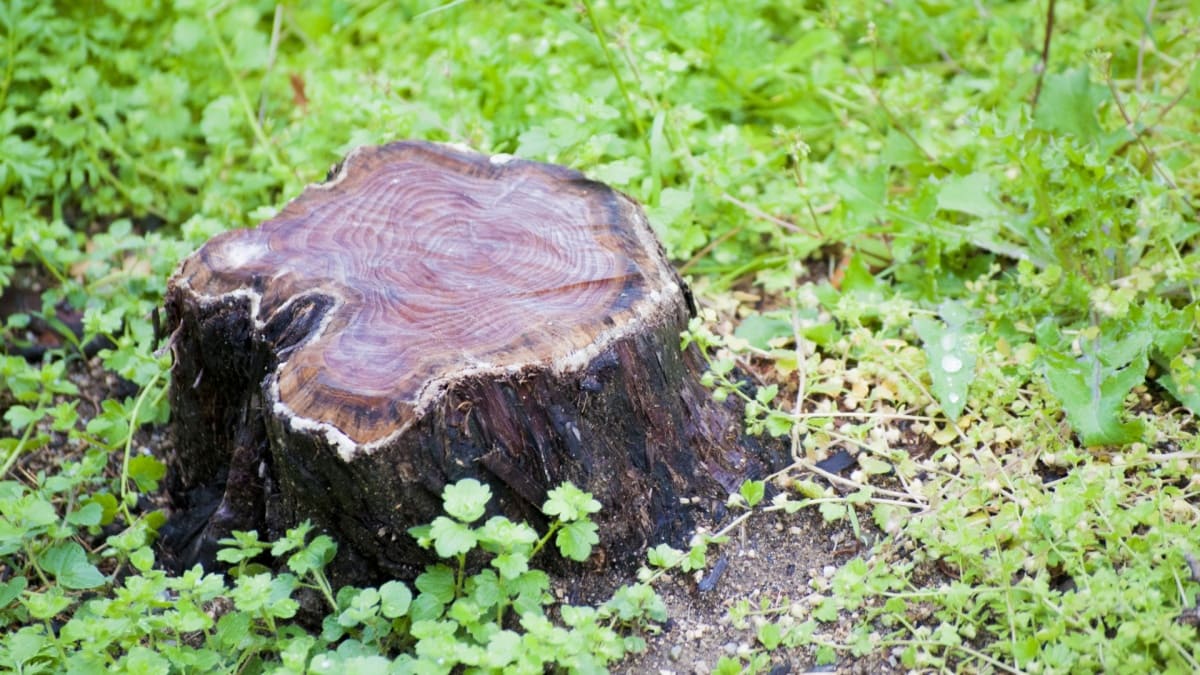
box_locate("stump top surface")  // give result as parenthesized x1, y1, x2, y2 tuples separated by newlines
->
(173, 141, 680, 450)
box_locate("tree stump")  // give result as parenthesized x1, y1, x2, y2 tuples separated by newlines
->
(164, 140, 782, 583)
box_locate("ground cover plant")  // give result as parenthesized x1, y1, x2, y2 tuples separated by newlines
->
(1, 0, 1199, 672)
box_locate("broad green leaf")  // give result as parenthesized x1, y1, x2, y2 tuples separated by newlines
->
(913, 302, 977, 421)
(734, 314, 793, 350)
(492, 552, 529, 580)
(936, 172, 1003, 218)
(757, 621, 782, 650)
(484, 630, 522, 668)
(1033, 67, 1107, 142)
(65, 501, 103, 527)
(41, 541, 106, 590)
(122, 646, 171, 675)
(22, 588, 72, 620)
(6, 626, 47, 665)
(839, 254, 880, 295)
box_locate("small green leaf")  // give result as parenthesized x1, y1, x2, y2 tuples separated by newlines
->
(6, 626, 48, 665)
(442, 479, 491, 523)
(858, 455, 892, 475)
(65, 501, 103, 527)
(3, 405, 42, 433)
(428, 516, 478, 558)
(492, 552, 529, 580)
(556, 520, 599, 561)
(0, 576, 28, 608)
(415, 564, 456, 604)
(757, 621, 782, 650)
(22, 588, 72, 620)
(542, 483, 601, 521)
(130, 546, 155, 572)
(84, 493, 120, 526)
(286, 534, 336, 577)
(123, 645, 171, 675)
(483, 630, 522, 668)
(739, 479, 765, 508)
(379, 580, 412, 618)
(128, 455, 166, 492)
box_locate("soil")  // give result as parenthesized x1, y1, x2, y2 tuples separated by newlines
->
(556, 505, 905, 674)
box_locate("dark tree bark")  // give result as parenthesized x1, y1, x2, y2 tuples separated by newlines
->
(163, 140, 783, 584)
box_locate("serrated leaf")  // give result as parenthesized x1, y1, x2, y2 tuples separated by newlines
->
(415, 564, 456, 604)
(3, 405, 41, 433)
(757, 621, 782, 650)
(556, 520, 599, 561)
(543, 482, 601, 521)
(379, 580, 412, 618)
(492, 552, 529, 580)
(429, 516, 477, 558)
(1040, 346, 1147, 446)
(128, 455, 166, 492)
(739, 479, 765, 507)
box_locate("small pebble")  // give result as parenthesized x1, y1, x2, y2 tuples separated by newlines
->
(693, 662, 707, 674)
(670, 645, 682, 661)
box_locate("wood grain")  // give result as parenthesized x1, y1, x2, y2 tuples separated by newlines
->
(173, 141, 676, 447)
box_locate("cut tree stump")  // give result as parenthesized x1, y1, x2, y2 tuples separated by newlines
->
(163, 140, 783, 583)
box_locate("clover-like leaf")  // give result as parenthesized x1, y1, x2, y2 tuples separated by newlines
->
(542, 483, 601, 522)
(555, 520, 599, 561)
(442, 479, 491, 524)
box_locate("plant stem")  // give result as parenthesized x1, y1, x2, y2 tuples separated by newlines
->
(119, 365, 164, 520)
(0, 400, 45, 478)
(204, 10, 289, 178)
(579, 0, 645, 138)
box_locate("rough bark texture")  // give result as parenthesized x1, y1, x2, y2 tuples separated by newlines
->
(163, 140, 783, 584)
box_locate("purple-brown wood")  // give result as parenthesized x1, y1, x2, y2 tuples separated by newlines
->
(163, 141, 782, 583)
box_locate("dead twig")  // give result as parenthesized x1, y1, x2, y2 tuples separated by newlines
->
(1031, 0, 1056, 111)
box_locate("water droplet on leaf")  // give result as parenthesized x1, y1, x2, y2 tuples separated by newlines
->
(941, 355, 963, 373)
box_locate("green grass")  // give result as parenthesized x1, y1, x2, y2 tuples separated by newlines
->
(2, 0, 1199, 672)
